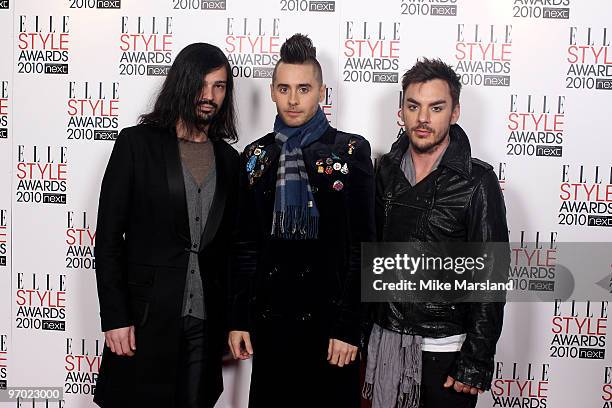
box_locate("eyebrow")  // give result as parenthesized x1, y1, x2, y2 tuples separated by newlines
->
(405, 98, 447, 106)
(204, 80, 227, 85)
(276, 83, 313, 88)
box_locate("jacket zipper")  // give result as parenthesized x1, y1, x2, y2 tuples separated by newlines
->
(383, 198, 392, 239)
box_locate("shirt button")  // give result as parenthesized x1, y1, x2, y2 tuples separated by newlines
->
(189, 309, 193, 313)
(192, 243, 198, 249)
(191, 270, 195, 274)
(198, 188, 202, 193)
(189, 294, 194, 298)
(195, 217, 200, 221)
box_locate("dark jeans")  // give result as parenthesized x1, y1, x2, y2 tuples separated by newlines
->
(419, 352, 478, 408)
(177, 316, 207, 408)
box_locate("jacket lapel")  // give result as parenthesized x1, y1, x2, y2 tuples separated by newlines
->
(162, 130, 191, 246)
(260, 142, 281, 176)
(199, 141, 229, 250)
(439, 124, 472, 179)
(245, 133, 281, 187)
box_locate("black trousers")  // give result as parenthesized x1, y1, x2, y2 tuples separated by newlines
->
(419, 352, 478, 408)
(177, 316, 208, 408)
(249, 318, 360, 408)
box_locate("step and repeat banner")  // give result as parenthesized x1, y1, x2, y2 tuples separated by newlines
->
(0, 0, 611, 407)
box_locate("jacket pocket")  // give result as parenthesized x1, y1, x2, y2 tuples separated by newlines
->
(126, 264, 155, 313)
(423, 302, 454, 319)
(126, 264, 155, 286)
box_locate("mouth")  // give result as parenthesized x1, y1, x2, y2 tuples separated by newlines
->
(197, 105, 216, 115)
(197, 99, 217, 110)
(413, 128, 432, 137)
(286, 111, 302, 118)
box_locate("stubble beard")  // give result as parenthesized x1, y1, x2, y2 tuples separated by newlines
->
(409, 125, 450, 154)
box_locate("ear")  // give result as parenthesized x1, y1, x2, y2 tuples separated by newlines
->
(270, 82, 276, 103)
(450, 103, 460, 125)
(319, 83, 325, 103)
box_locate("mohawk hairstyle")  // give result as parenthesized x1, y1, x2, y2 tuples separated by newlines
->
(272, 33, 323, 84)
(401, 58, 462, 108)
(280, 33, 317, 61)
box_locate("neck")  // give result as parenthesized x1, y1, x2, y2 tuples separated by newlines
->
(176, 119, 209, 143)
(409, 134, 449, 183)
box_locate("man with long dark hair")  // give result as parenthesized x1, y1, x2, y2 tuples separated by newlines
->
(228, 34, 375, 407)
(93, 43, 239, 408)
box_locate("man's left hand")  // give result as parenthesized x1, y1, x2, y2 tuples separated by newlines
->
(444, 376, 484, 395)
(327, 338, 358, 367)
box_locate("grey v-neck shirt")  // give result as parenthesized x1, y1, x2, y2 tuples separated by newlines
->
(179, 139, 216, 320)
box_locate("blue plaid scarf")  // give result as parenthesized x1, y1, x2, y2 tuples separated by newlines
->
(271, 108, 329, 240)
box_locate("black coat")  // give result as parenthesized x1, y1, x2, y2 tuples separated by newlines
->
(229, 127, 375, 407)
(373, 124, 510, 390)
(93, 124, 239, 407)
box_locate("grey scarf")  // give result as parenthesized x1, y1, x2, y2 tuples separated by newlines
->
(363, 324, 423, 408)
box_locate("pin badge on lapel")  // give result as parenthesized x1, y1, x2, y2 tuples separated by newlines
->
(348, 139, 356, 155)
(341, 163, 349, 175)
(333, 162, 341, 171)
(246, 155, 257, 172)
(247, 144, 268, 186)
(332, 180, 344, 191)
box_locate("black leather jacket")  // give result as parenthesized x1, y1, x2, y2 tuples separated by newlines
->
(373, 124, 510, 390)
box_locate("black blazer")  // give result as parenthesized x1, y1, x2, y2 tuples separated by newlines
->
(93, 123, 239, 407)
(229, 127, 375, 347)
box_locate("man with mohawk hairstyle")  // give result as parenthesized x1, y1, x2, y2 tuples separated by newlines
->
(228, 33, 375, 407)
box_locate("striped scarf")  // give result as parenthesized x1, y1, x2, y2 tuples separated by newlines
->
(271, 108, 329, 240)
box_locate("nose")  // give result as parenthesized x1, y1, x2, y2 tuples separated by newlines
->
(288, 89, 298, 106)
(200, 84, 213, 101)
(417, 107, 430, 124)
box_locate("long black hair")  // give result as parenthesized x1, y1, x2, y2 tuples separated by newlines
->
(140, 43, 238, 143)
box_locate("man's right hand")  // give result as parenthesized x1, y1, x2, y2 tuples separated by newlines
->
(228, 330, 254, 360)
(104, 326, 136, 357)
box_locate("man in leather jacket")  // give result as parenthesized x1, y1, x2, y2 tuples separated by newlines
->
(228, 34, 375, 407)
(365, 58, 510, 408)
